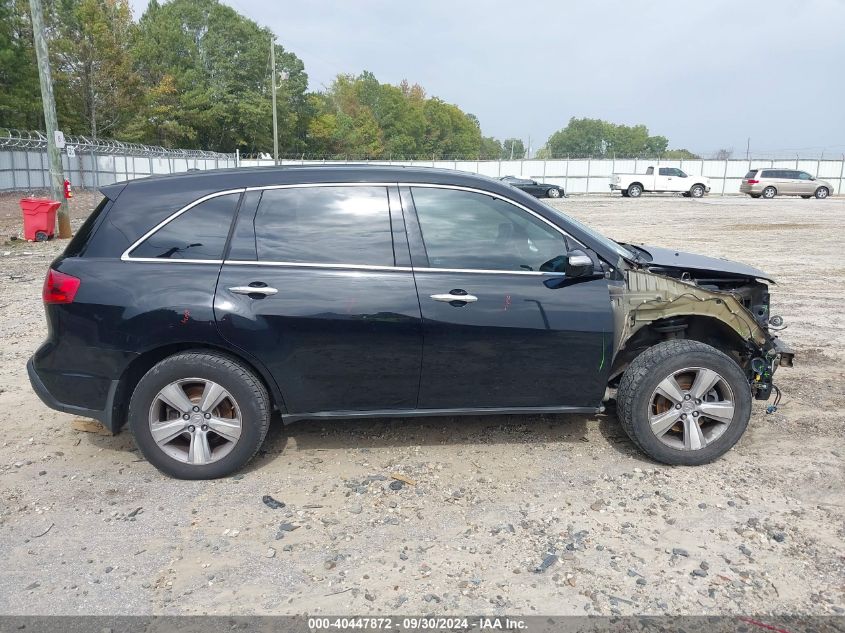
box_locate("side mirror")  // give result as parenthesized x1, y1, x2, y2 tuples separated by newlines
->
(565, 249, 594, 278)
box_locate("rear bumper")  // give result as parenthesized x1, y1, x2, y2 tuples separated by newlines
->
(27, 357, 119, 431)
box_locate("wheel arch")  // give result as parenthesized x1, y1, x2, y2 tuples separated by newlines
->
(110, 342, 286, 432)
(609, 315, 754, 383)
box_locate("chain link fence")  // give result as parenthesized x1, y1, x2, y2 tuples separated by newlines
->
(0, 128, 236, 191)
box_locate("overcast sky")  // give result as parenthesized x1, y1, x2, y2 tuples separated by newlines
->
(130, 0, 845, 158)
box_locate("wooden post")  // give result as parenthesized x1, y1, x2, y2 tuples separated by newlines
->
(29, 0, 70, 237)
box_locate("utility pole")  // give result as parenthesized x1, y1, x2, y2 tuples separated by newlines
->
(29, 0, 70, 238)
(270, 35, 278, 166)
(746, 137, 751, 161)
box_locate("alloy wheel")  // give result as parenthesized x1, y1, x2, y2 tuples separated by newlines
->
(148, 378, 242, 465)
(648, 367, 735, 451)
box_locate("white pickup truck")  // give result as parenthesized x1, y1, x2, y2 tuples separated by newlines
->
(610, 166, 711, 198)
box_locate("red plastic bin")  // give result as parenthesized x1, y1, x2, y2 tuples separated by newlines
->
(20, 197, 61, 241)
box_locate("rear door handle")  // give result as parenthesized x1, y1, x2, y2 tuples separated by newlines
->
(229, 286, 278, 296)
(430, 292, 478, 303)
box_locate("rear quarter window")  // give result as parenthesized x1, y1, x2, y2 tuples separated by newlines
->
(63, 196, 110, 257)
(129, 193, 241, 260)
(744, 170, 758, 179)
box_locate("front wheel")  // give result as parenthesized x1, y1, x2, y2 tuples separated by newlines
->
(128, 351, 271, 479)
(627, 184, 643, 198)
(547, 187, 561, 198)
(689, 184, 705, 198)
(616, 340, 751, 465)
(814, 186, 829, 199)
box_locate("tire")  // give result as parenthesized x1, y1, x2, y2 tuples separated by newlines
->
(616, 340, 752, 466)
(689, 184, 705, 198)
(750, 194, 761, 199)
(762, 186, 777, 199)
(35, 231, 49, 242)
(621, 190, 630, 198)
(547, 187, 561, 198)
(129, 351, 271, 479)
(627, 183, 643, 198)
(814, 186, 829, 199)
(801, 195, 811, 199)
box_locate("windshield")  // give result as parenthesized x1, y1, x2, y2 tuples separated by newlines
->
(544, 205, 635, 260)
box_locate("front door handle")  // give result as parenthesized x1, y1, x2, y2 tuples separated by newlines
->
(430, 291, 478, 303)
(229, 286, 278, 296)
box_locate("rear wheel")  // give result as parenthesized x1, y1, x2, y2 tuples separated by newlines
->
(814, 186, 829, 199)
(762, 186, 777, 199)
(689, 184, 705, 198)
(547, 187, 561, 198)
(801, 195, 811, 199)
(616, 340, 751, 465)
(129, 351, 271, 479)
(621, 190, 630, 198)
(627, 183, 643, 198)
(750, 194, 761, 199)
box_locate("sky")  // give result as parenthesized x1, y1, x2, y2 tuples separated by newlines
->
(129, 0, 845, 158)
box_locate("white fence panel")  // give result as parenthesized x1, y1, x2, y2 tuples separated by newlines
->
(2, 149, 843, 195)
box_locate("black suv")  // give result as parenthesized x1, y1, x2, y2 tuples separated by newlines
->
(29, 166, 793, 479)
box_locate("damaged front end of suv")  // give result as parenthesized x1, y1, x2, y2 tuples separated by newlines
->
(608, 244, 793, 404)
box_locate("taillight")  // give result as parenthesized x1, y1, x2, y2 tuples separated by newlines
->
(747, 179, 759, 184)
(43, 269, 80, 304)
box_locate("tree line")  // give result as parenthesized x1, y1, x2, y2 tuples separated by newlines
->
(0, 0, 698, 159)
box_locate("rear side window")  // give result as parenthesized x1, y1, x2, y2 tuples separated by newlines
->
(129, 193, 240, 260)
(254, 186, 393, 266)
(64, 196, 110, 257)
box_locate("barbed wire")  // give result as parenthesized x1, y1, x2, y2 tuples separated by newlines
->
(0, 128, 233, 159)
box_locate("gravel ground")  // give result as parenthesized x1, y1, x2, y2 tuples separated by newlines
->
(0, 191, 843, 617)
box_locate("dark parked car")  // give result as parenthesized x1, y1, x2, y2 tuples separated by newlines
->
(500, 175, 563, 198)
(29, 166, 793, 479)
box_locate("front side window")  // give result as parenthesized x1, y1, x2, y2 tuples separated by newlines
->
(411, 187, 569, 272)
(254, 186, 393, 266)
(797, 171, 812, 180)
(130, 193, 240, 260)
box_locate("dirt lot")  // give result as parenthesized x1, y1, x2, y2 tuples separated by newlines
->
(0, 191, 843, 617)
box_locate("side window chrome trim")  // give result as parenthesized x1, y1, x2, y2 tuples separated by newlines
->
(121, 182, 577, 265)
(224, 260, 412, 272)
(222, 260, 566, 276)
(121, 188, 245, 262)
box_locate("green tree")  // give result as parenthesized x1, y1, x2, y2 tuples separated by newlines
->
(479, 136, 502, 159)
(544, 118, 670, 158)
(127, 0, 307, 153)
(662, 148, 700, 159)
(50, 0, 139, 137)
(0, 0, 43, 128)
(306, 72, 485, 159)
(501, 138, 526, 159)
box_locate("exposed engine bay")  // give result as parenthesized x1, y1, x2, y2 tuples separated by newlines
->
(610, 244, 794, 404)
